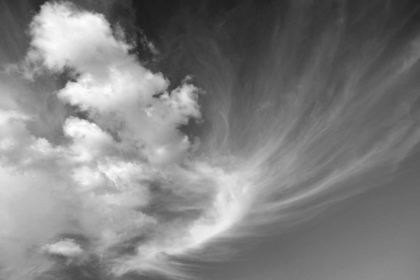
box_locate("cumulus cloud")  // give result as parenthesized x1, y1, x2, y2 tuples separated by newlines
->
(0, 2, 223, 279)
(43, 239, 84, 257)
(27, 1, 201, 164)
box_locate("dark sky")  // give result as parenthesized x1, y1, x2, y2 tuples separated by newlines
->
(131, 2, 420, 280)
(128, 2, 420, 280)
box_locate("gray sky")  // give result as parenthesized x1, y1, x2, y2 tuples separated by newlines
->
(197, 155, 420, 280)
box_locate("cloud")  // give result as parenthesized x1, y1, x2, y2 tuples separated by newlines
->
(43, 239, 84, 258)
(0, 2, 220, 279)
(27, 1, 201, 165)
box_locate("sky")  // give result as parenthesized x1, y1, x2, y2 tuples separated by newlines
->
(1, 0, 420, 280)
(196, 155, 420, 280)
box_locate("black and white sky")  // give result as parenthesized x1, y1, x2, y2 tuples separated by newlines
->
(1, 0, 420, 280)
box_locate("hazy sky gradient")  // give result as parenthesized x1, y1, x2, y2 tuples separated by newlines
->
(196, 154, 420, 280)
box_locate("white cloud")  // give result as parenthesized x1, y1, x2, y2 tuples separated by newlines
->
(27, 1, 201, 165)
(43, 239, 84, 257)
(0, 2, 223, 279)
